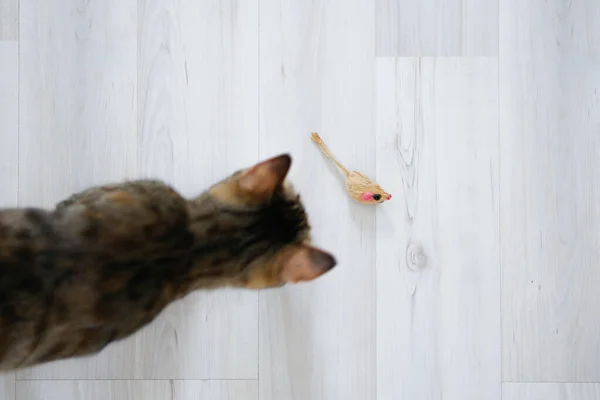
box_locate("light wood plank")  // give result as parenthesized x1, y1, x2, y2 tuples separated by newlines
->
(503, 383, 600, 400)
(500, 0, 599, 55)
(173, 380, 258, 400)
(0, 41, 18, 400)
(16, 0, 138, 379)
(16, 291, 258, 379)
(18, 0, 138, 209)
(17, 381, 171, 400)
(375, 0, 498, 56)
(16, 380, 258, 400)
(500, 0, 600, 382)
(0, 0, 17, 40)
(0, 41, 18, 208)
(258, 1, 376, 399)
(0, 373, 14, 400)
(375, 58, 500, 400)
(136, 0, 259, 379)
(17, 0, 259, 380)
(138, 0, 259, 188)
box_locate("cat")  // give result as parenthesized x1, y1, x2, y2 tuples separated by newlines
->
(0, 154, 336, 371)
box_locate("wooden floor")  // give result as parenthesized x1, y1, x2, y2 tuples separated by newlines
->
(0, 0, 599, 399)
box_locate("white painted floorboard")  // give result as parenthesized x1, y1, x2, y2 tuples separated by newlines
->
(0, 373, 14, 400)
(500, 0, 600, 383)
(17, 0, 138, 209)
(15, 380, 258, 400)
(0, 41, 17, 209)
(258, 1, 376, 399)
(0, 0, 18, 40)
(375, 0, 498, 56)
(503, 383, 600, 400)
(134, 0, 260, 380)
(375, 57, 500, 400)
(0, 39, 18, 400)
(16, 0, 259, 381)
(17, 0, 141, 380)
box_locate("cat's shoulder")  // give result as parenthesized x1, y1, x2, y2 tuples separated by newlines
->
(56, 180, 184, 210)
(52, 180, 193, 250)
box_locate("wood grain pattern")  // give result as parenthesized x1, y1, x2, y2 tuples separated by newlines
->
(173, 380, 258, 400)
(16, 0, 139, 379)
(258, 0, 376, 399)
(499, 0, 599, 55)
(18, 0, 138, 209)
(16, 0, 259, 380)
(138, 0, 259, 189)
(0, 41, 18, 208)
(0, 41, 18, 400)
(0, 0, 18, 40)
(16, 380, 258, 400)
(375, 58, 500, 400)
(16, 291, 257, 379)
(503, 383, 600, 400)
(136, 0, 259, 379)
(500, 0, 600, 382)
(375, 0, 499, 56)
(0, 373, 14, 400)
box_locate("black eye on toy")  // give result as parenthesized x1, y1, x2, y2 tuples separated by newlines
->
(373, 194, 381, 201)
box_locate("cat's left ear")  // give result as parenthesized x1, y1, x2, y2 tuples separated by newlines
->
(239, 154, 291, 201)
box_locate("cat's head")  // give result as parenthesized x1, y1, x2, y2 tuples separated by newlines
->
(198, 154, 336, 289)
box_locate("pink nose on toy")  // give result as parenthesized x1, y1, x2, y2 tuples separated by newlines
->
(387, 194, 392, 200)
(361, 192, 374, 201)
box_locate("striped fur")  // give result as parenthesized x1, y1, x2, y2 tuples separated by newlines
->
(0, 155, 335, 370)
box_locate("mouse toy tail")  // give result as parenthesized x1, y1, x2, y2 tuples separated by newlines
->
(310, 132, 350, 177)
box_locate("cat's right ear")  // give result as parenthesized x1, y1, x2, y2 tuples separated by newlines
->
(280, 246, 337, 283)
(238, 154, 292, 201)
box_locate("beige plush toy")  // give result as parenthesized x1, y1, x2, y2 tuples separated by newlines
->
(310, 132, 391, 205)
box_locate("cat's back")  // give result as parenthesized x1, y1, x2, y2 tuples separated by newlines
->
(0, 207, 82, 369)
(0, 181, 194, 370)
(0, 208, 68, 297)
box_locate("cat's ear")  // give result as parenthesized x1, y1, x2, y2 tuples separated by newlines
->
(281, 246, 337, 283)
(239, 154, 292, 201)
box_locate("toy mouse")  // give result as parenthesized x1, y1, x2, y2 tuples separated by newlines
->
(310, 132, 391, 205)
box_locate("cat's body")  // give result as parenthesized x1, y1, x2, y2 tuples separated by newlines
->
(0, 155, 335, 371)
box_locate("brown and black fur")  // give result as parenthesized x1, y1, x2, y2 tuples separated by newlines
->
(0, 154, 336, 371)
